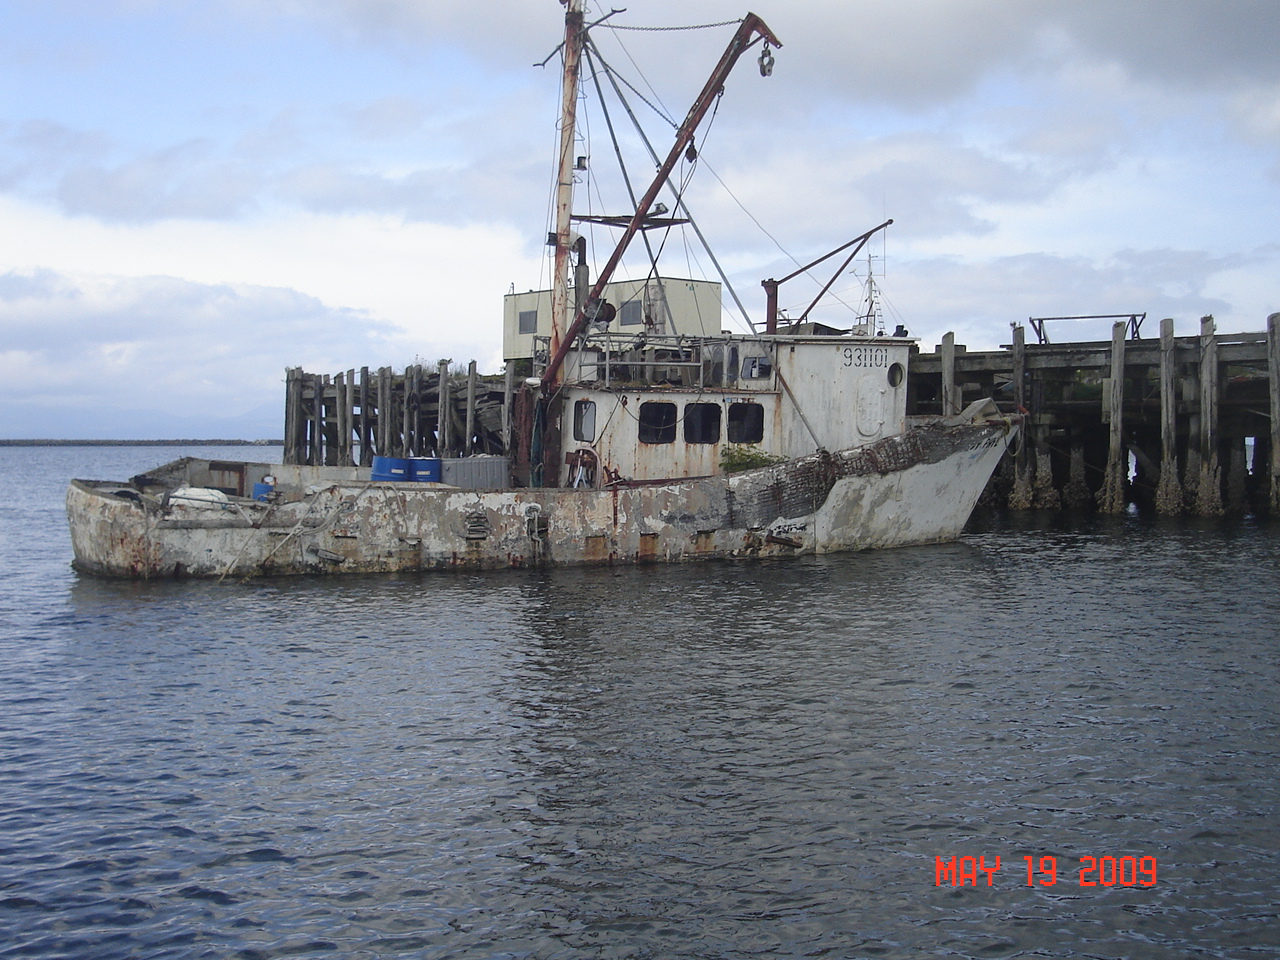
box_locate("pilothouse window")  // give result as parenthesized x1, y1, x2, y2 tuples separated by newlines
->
(573, 400, 596, 442)
(638, 402, 677, 443)
(684, 403, 721, 443)
(727, 403, 764, 443)
(619, 300, 643, 326)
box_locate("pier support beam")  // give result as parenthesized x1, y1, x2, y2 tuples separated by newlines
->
(1097, 321, 1127, 513)
(1155, 318, 1183, 514)
(1194, 316, 1223, 516)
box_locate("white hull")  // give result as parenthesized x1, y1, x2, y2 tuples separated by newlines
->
(67, 417, 1015, 580)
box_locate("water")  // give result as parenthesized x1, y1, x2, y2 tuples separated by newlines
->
(1, 446, 1278, 959)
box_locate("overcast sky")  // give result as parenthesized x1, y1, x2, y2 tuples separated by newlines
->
(3, 0, 1278, 439)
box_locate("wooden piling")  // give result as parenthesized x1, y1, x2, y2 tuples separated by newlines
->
(1155, 317, 1182, 514)
(334, 371, 347, 465)
(310, 373, 324, 466)
(436, 360, 450, 457)
(377, 366, 391, 457)
(1270, 312, 1280, 514)
(358, 367, 372, 466)
(1032, 426, 1060, 509)
(1097, 321, 1127, 513)
(284, 367, 304, 465)
(1063, 442, 1091, 509)
(1225, 437, 1248, 515)
(344, 369, 356, 466)
(503, 364, 515, 456)
(465, 360, 478, 457)
(1007, 325, 1033, 509)
(941, 332, 957, 416)
(403, 365, 416, 457)
(322, 375, 338, 466)
(1195, 316, 1223, 515)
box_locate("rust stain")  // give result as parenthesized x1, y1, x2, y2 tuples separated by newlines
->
(584, 534, 609, 562)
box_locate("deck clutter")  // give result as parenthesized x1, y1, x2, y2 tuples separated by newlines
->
(910, 313, 1280, 516)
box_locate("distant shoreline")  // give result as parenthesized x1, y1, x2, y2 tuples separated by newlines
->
(0, 439, 284, 447)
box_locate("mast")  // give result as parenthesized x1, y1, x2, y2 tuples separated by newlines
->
(548, 0, 585, 385)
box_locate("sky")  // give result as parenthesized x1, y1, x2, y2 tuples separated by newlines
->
(2, 0, 1278, 439)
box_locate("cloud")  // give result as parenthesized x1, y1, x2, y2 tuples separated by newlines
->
(337, 95, 429, 140)
(57, 142, 264, 222)
(2, 0, 1275, 440)
(245, 1, 1280, 104)
(875, 246, 1268, 350)
(0, 267, 406, 437)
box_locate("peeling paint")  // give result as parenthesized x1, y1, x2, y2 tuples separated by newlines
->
(67, 418, 1016, 579)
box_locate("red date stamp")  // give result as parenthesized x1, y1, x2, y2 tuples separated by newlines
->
(935, 855, 1158, 887)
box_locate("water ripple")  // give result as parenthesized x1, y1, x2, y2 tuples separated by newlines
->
(2, 447, 1279, 957)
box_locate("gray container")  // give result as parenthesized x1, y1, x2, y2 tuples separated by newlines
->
(441, 456, 510, 490)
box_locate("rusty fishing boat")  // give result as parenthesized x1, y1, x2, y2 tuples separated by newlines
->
(66, 5, 1017, 579)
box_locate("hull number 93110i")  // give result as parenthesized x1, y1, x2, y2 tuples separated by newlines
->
(844, 346, 889, 368)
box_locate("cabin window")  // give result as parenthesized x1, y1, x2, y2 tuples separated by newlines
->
(684, 402, 721, 443)
(573, 400, 596, 442)
(518, 309, 538, 334)
(619, 300, 643, 326)
(741, 355, 772, 379)
(727, 402, 764, 443)
(638, 401, 677, 443)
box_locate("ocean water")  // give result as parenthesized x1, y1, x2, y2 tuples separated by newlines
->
(1, 445, 1278, 959)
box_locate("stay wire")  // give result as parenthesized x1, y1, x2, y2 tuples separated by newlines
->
(598, 18, 743, 32)
(586, 38, 757, 333)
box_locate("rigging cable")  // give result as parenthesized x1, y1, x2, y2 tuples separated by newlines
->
(598, 19, 744, 32)
(582, 45, 668, 311)
(697, 158, 862, 318)
(587, 37, 758, 333)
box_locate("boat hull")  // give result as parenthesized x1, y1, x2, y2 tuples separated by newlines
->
(66, 419, 1015, 580)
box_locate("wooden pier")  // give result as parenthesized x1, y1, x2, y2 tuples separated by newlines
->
(282, 363, 514, 467)
(909, 313, 1280, 515)
(285, 312, 1280, 516)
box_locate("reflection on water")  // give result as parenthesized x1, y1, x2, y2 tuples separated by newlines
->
(2, 446, 1278, 958)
